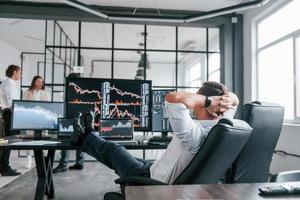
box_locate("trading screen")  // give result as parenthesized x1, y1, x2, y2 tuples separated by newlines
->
(65, 77, 151, 131)
(152, 90, 174, 132)
(58, 118, 74, 133)
(100, 119, 133, 139)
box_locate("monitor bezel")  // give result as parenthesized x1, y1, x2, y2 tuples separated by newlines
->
(99, 118, 134, 139)
(11, 100, 65, 131)
(65, 77, 152, 131)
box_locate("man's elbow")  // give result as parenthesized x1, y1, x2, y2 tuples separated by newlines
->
(165, 92, 178, 103)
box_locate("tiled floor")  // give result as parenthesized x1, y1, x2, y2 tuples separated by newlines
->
(0, 150, 34, 189)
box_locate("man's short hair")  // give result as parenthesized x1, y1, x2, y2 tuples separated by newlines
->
(197, 81, 228, 96)
(5, 65, 21, 78)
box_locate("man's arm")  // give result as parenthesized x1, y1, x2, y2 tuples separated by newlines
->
(165, 92, 229, 115)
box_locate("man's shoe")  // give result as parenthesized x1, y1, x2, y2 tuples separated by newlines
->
(69, 163, 84, 170)
(53, 164, 68, 173)
(71, 112, 85, 146)
(1, 168, 21, 176)
(84, 110, 95, 133)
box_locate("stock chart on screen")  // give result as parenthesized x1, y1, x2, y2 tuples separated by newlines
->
(152, 90, 174, 132)
(65, 77, 151, 131)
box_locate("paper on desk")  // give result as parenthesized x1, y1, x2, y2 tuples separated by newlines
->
(9, 140, 61, 146)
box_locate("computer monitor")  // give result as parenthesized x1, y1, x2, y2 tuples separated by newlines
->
(57, 118, 74, 137)
(99, 118, 133, 139)
(65, 77, 152, 131)
(11, 100, 65, 130)
(152, 89, 174, 133)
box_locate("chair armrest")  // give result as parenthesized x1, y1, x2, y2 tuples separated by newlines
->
(115, 176, 167, 186)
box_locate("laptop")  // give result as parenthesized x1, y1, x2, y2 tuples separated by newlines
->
(99, 118, 134, 140)
(57, 118, 74, 138)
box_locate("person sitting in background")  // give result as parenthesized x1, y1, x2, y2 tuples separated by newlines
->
(53, 72, 85, 173)
(71, 81, 239, 184)
(0, 64, 22, 176)
(22, 75, 48, 169)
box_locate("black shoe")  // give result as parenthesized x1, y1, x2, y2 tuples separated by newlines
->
(53, 164, 68, 173)
(69, 163, 84, 170)
(84, 110, 95, 133)
(1, 168, 21, 176)
(71, 112, 85, 146)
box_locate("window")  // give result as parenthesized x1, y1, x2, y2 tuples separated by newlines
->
(256, 0, 300, 121)
(42, 21, 221, 99)
(187, 63, 202, 93)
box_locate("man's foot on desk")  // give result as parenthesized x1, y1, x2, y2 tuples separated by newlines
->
(71, 111, 94, 146)
(71, 112, 86, 146)
(1, 168, 21, 176)
(53, 164, 68, 173)
(69, 163, 84, 170)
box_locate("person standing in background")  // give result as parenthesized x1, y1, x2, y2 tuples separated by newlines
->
(0, 65, 22, 176)
(22, 75, 48, 169)
(53, 73, 85, 173)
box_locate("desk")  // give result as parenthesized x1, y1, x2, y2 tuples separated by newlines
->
(126, 182, 300, 200)
(0, 136, 168, 200)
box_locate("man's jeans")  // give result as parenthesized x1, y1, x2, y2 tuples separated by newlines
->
(81, 132, 152, 178)
(59, 150, 85, 167)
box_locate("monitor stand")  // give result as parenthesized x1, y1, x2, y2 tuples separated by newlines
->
(34, 130, 43, 140)
(149, 131, 173, 142)
(161, 131, 168, 138)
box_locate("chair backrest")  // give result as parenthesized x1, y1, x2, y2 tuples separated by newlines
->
(230, 101, 284, 183)
(174, 118, 252, 184)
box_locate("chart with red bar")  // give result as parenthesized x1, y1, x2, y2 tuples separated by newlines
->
(65, 77, 151, 131)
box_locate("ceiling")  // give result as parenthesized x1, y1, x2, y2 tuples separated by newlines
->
(0, 18, 45, 53)
(12, 0, 254, 12)
(0, 18, 219, 65)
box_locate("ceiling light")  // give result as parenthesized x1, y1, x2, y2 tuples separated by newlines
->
(138, 53, 150, 69)
(135, 68, 144, 80)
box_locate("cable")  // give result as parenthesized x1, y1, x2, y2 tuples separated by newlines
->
(274, 150, 300, 158)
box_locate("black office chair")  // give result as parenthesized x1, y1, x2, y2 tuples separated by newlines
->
(227, 101, 284, 183)
(270, 170, 300, 182)
(104, 118, 252, 199)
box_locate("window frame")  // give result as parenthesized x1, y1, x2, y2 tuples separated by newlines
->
(255, 0, 300, 123)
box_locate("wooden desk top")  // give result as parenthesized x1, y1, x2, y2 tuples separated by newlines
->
(126, 182, 300, 200)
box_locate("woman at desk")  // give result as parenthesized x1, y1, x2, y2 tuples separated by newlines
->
(23, 75, 48, 168)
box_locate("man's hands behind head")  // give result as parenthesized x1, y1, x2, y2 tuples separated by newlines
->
(206, 94, 236, 118)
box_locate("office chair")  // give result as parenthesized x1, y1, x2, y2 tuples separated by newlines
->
(227, 101, 284, 183)
(104, 118, 252, 200)
(270, 170, 300, 182)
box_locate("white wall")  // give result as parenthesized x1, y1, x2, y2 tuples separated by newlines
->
(243, 0, 300, 173)
(0, 39, 21, 81)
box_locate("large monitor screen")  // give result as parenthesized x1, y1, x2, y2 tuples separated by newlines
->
(152, 90, 174, 132)
(11, 100, 65, 130)
(65, 77, 151, 131)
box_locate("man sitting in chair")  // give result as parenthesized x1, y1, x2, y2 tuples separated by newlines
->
(71, 81, 239, 184)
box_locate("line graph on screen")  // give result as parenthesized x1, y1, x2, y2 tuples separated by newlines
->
(66, 78, 151, 130)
